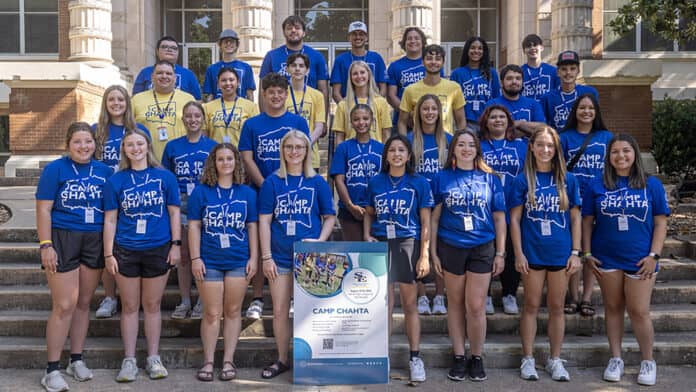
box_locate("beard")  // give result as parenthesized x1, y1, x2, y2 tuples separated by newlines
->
(503, 85, 521, 97)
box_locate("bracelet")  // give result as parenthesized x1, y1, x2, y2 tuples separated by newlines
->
(263, 258, 275, 264)
(261, 254, 273, 261)
(583, 252, 592, 258)
(191, 257, 202, 262)
(39, 243, 53, 250)
(104, 255, 114, 258)
(39, 240, 53, 245)
(495, 251, 506, 257)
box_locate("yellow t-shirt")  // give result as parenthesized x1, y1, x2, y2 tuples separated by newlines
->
(399, 79, 466, 134)
(203, 97, 259, 145)
(332, 96, 392, 142)
(132, 89, 195, 161)
(285, 85, 326, 168)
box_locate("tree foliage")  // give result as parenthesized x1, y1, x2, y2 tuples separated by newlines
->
(652, 97, 696, 176)
(609, 0, 696, 44)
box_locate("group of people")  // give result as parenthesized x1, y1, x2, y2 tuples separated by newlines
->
(35, 15, 668, 392)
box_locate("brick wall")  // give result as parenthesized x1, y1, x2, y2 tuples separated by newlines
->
(596, 85, 653, 148)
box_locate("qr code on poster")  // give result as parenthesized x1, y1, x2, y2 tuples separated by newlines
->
(323, 338, 334, 350)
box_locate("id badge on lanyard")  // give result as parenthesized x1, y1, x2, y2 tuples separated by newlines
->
(287, 220, 296, 236)
(541, 220, 552, 236)
(186, 182, 195, 196)
(220, 234, 230, 248)
(136, 219, 147, 234)
(618, 215, 629, 231)
(158, 126, 169, 141)
(85, 207, 95, 224)
(463, 215, 474, 231)
(386, 224, 396, 239)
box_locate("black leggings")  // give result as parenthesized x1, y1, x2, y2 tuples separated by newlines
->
(490, 234, 520, 297)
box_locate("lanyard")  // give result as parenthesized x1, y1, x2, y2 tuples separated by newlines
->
(71, 161, 95, 207)
(535, 173, 556, 220)
(129, 170, 150, 187)
(285, 45, 305, 56)
(561, 89, 578, 105)
(354, 95, 370, 108)
(355, 140, 374, 177)
(284, 175, 305, 221)
(153, 90, 175, 120)
(216, 185, 236, 235)
(221, 96, 239, 129)
(454, 170, 474, 215)
(386, 174, 406, 224)
(289, 82, 307, 116)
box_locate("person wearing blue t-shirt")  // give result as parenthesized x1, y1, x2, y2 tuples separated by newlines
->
(560, 93, 613, 318)
(581, 134, 669, 386)
(36, 122, 113, 391)
(161, 101, 218, 320)
(430, 130, 507, 382)
(485, 64, 546, 137)
(202, 29, 256, 102)
(364, 135, 434, 383)
(540, 51, 600, 131)
(520, 34, 560, 103)
(258, 131, 336, 379)
(407, 94, 451, 316)
(509, 126, 582, 382)
(450, 37, 501, 130)
(386, 27, 429, 126)
(259, 15, 329, 111)
(103, 128, 181, 382)
(329, 104, 383, 241)
(187, 143, 258, 382)
(132, 36, 202, 100)
(478, 105, 527, 316)
(330, 21, 387, 102)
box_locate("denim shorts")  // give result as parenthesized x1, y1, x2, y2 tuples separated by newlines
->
(204, 266, 247, 281)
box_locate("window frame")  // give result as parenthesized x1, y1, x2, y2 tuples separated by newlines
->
(294, 0, 369, 44)
(0, 0, 59, 57)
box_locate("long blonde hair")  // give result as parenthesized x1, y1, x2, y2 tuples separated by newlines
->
(412, 94, 448, 169)
(118, 129, 161, 170)
(523, 126, 569, 210)
(277, 130, 316, 178)
(95, 85, 138, 160)
(343, 61, 380, 134)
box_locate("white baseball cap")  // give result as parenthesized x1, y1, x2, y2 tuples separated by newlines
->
(348, 21, 367, 34)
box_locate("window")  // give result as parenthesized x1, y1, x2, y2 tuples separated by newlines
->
(0, 0, 58, 54)
(440, 0, 498, 76)
(295, 0, 368, 43)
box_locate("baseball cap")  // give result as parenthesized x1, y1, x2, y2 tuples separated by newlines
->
(348, 21, 367, 34)
(557, 50, 580, 66)
(218, 29, 239, 41)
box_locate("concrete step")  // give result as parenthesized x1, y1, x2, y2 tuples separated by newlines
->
(14, 168, 41, 178)
(1, 332, 695, 369)
(0, 177, 38, 187)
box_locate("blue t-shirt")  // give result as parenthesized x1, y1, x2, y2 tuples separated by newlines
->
(407, 133, 453, 184)
(509, 171, 581, 267)
(238, 112, 310, 179)
(450, 66, 501, 123)
(521, 63, 560, 102)
(36, 157, 113, 232)
(560, 129, 613, 199)
(582, 176, 670, 273)
(367, 173, 434, 239)
(541, 85, 599, 131)
(330, 51, 387, 98)
(104, 167, 181, 250)
(259, 45, 329, 89)
(187, 183, 258, 270)
(480, 138, 528, 191)
(258, 174, 335, 268)
(433, 168, 506, 248)
(485, 95, 546, 123)
(132, 64, 202, 100)
(202, 59, 256, 99)
(92, 123, 151, 172)
(329, 138, 384, 209)
(386, 56, 428, 124)
(161, 135, 218, 197)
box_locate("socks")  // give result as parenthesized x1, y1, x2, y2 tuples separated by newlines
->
(70, 353, 83, 363)
(47, 361, 60, 373)
(410, 350, 420, 359)
(180, 297, 192, 307)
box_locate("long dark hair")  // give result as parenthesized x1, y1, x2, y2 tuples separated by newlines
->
(380, 135, 416, 175)
(478, 105, 516, 141)
(445, 129, 494, 173)
(459, 36, 492, 81)
(603, 134, 647, 190)
(562, 93, 607, 132)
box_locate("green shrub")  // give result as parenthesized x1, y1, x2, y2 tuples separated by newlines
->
(652, 97, 696, 176)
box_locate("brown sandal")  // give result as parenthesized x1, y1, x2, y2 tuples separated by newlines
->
(196, 362, 214, 382)
(219, 361, 237, 381)
(579, 301, 596, 317)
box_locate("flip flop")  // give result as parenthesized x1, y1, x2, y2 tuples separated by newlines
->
(261, 360, 290, 379)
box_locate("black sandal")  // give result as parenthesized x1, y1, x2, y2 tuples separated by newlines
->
(564, 301, 578, 314)
(261, 360, 290, 379)
(219, 361, 237, 381)
(579, 301, 596, 317)
(196, 362, 214, 382)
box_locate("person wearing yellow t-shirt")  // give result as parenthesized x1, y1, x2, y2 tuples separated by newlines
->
(203, 67, 259, 145)
(284, 53, 326, 169)
(398, 45, 466, 135)
(332, 60, 392, 145)
(132, 60, 195, 161)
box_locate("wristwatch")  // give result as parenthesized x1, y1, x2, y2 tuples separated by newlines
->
(495, 251, 506, 257)
(571, 249, 580, 257)
(649, 252, 660, 260)
(171, 240, 182, 246)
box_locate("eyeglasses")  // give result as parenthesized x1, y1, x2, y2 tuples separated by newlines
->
(283, 144, 307, 151)
(159, 45, 179, 51)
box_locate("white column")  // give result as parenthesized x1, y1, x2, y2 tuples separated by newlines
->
(390, 0, 434, 56)
(551, 0, 593, 58)
(230, 0, 273, 65)
(68, 0, 113, 64)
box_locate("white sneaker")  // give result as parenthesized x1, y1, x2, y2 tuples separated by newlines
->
(116, 357, 138, 382)
(246, 299, 263, 320)
(171, 303, 191, 319)
(485, 296, 495, 315)
(520, 356, 538, 380)
(41, 370, 69, 392)
(190, 299, 203, 320)
(545, 357, 570, 381)
(66, 360, 92, 381)
(95, 296, 117, 318)
(146, 355, 168, 380)
(432, 295, 447, 315)
(289, 299, 294, 318)
(637, 359, 657, 386)
(603, 357, 624, 382)
(409, 357, 426, 382)
(417, 295, 431, 315)
(502, 294, 519, 315)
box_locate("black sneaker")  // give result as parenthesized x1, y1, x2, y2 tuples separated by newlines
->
(469, 355, 487, 381)
(447, 355, 467, 381)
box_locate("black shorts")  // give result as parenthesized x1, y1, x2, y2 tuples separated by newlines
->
(114, 242, 172, 278)
(380, 237, 421, 284)
(528, 263, 565, 272)
(48, 229, 104, 273)
(438, 239, 494, 275)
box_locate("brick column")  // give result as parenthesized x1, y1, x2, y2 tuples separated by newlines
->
(391, 0, 434, 56)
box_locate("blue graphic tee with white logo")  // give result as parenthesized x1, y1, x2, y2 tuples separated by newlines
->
(104, 167, 181, 250)
(92, 123, 150, 172)
(161, 135, 218, 197)
(560, 129, 613, 199)
(36, 157, 113, 232)
(582, 176, 670, 273)
(481, 138, 528, 191)
(187, 183, 258, 270)
(509, 171, 581, 266)
(521, 63, 560, 102)
(329, 138, 384, 209)
(202, 60, 257, 99)
(238, 112, 310, 179)
(540, 85, 599, 131)
(433, 168, 506, 248)
(386, 56, 434, 124)
(484, 95, 546, 123)
(450, 66, 501, 123)
(259, 45, 329, 88)
(407, 133, 453, 184)
(258, 174, 335, 268)
(331, 51, 388, 98)
(367, 173, 434, 239)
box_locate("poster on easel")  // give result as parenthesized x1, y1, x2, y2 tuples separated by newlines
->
(293, 241, 389, 385)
